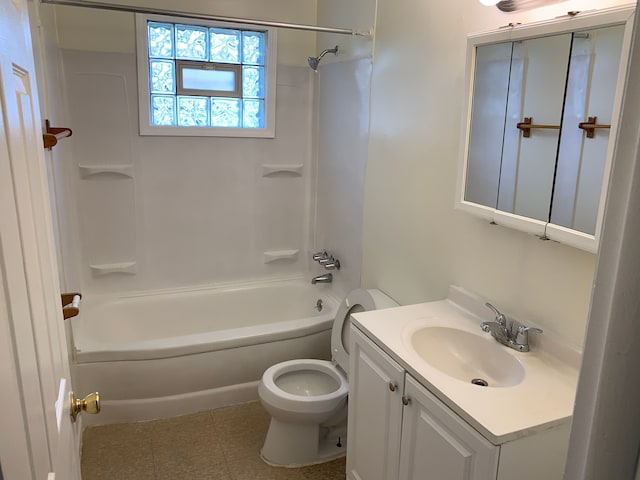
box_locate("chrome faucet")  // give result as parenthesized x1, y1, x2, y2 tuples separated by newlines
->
(481, 302, 543, 352)
(484, 302, 509, 338)
(312, 250, 341, 270)
(311, 273, 333, 284)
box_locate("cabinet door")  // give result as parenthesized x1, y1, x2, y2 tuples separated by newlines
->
(398, 376, 499, 480)
(347, 327, 405, 480)
(550, 24, 626, 235)
(497, 33, 572, 221)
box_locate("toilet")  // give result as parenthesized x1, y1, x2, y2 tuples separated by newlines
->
(258, 288, 398, 467)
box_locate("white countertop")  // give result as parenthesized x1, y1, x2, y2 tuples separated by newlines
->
(351, 286, 580, 445)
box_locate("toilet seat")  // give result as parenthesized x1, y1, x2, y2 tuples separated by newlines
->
(330, 288, 389, 373)
(260, 289, 397, 414)
(259, 359, 348, 418)
(330, 294, 355, 372)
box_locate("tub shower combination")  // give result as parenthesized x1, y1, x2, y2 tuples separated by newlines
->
(71, 278, 338, 425)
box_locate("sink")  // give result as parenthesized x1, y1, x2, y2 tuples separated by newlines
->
(409, 326, 525, 387)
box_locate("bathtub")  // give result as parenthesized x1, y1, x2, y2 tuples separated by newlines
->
(71, 277, 339, 425)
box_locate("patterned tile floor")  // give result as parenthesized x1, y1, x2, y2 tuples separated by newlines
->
(81, 401, 346, 480)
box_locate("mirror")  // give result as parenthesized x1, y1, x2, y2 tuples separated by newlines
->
(551, 24, 625, 235)
(458, 8, 633, 252)
(467, 33, 572, 222)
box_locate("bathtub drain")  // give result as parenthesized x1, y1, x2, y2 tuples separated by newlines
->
(316, 299, 324, 312)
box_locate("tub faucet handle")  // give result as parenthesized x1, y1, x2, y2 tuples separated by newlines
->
(323, 258, 341, 270)
(312, 250, 328, 261)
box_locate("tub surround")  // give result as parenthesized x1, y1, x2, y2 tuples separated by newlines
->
(352, 285, 579, 445)
(62, 49, 315, 296)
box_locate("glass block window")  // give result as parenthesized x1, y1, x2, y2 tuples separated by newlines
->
(139, 15, 275, 136)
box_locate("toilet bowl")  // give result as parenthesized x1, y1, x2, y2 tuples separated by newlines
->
(258, 288, 398, 467)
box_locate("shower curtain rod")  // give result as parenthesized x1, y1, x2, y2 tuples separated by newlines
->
(40, 0, 372, 37)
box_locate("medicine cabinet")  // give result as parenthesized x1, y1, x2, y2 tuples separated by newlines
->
(456, 6, 635, 252)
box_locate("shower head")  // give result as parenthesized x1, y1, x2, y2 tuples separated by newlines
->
(307, 56, 321, 71)
(307, 46, 339, 72)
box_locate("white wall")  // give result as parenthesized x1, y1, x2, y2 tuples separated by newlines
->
(316, 0, 376, 63)
(312, 1, 376, 297)
(363, 0, 634, 348)
(313, 58, 372, 297)
(54, 0, 317, 66)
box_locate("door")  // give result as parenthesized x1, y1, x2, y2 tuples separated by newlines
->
(398, 376, 498, 480)
(347, 327, 405, 480)
(0, 0, 81, 478)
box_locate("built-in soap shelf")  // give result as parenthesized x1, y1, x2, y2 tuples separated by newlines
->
(263, 249, 300, 264)
(89, 262, 137, 275)
(79, 164, 134, 179)
(261, 164, 303, 177)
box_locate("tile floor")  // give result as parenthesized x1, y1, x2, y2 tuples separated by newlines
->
(81, 401, 346, 480)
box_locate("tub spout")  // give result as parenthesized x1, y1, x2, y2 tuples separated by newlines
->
(311, 273, 333, 284)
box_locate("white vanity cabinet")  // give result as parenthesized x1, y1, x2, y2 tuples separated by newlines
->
(347, 325, 570, 480)
(346, 325, 404, 480)
(398, 375, 499, 480)
(347, 327, 498, 480)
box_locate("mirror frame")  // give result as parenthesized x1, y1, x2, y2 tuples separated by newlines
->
(456, 5, 635, 253)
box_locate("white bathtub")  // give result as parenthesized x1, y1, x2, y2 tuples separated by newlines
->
(71, 278, 339, 425)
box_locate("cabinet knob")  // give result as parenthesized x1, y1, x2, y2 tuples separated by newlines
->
(388, 382, 398, 392)
(402, 395, 411, 406)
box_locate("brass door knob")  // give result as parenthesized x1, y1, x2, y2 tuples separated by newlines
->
(70, 392, 100, 422)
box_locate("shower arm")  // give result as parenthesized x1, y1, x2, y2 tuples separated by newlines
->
(40, 0, 373, 37)
(308, 46, 339, 71)
(316, 47, 338, 63)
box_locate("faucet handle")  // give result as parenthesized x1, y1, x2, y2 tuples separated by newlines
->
(312, 250, 328, 261)
(323, 258, 341, 270)
(485, 302, 506, 326)
(517, 325, 543, 335)
(514, 325, 543, 349)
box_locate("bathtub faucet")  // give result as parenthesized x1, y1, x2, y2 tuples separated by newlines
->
(311, 273, 333, 285)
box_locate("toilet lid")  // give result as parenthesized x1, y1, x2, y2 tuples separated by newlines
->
(331, 289, 393, 373)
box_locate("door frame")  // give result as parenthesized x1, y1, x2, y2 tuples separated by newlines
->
(564, 4, 640, 479)
(0, 0, 81, 478)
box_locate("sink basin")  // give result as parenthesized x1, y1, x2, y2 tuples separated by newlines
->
(409, 326, 525, 387)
